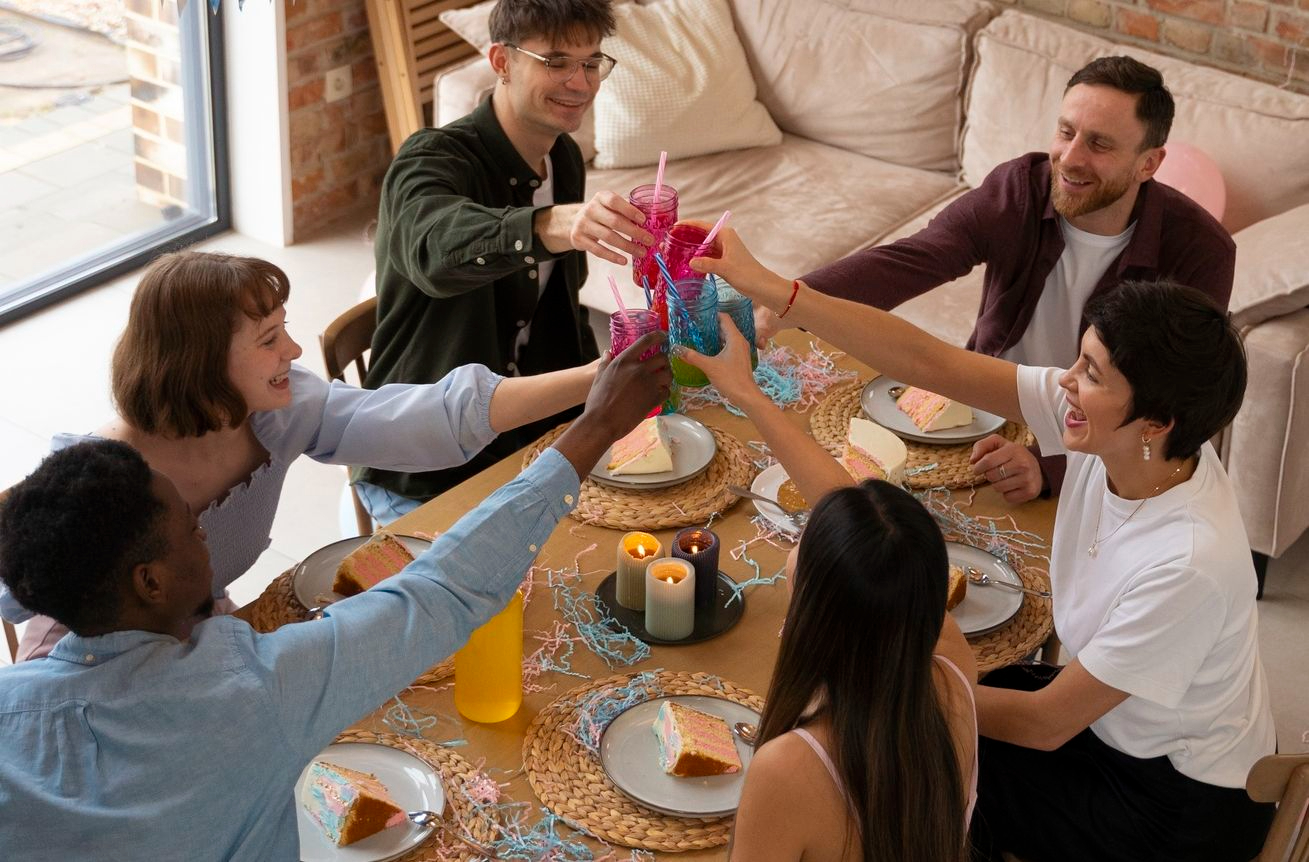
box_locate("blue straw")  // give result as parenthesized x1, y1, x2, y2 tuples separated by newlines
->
(641, 274, 653, 309)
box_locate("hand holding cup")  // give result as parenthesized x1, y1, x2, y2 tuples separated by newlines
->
(674, 313, 764, 408)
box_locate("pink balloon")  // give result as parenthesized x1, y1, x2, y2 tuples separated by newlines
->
(1154, 141, 1226, 223)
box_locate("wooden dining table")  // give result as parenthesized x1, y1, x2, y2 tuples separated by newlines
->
(348, 331, 1058, 860)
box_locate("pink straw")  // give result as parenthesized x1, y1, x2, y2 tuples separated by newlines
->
(608, 276, 633, 335)
(702, 210, 731, 248)
(652, 151, 668, 204)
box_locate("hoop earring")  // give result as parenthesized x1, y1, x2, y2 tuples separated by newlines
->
(1142, 436, 1152, 461)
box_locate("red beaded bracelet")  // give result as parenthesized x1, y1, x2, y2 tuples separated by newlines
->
(777, 279, 801, 319)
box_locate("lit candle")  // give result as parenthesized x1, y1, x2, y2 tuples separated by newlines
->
(616, 531, 662, 611)
(671, 527, 720, 614)
(644, 559, 695, 640)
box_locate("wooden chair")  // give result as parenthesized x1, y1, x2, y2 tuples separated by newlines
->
(1249, 754, 1309, 862)
(319, 297, 380, 536)
(364, 0, 482, 154)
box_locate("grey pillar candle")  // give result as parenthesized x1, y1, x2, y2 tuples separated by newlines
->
(616, 531, 661, 610)
(644, 558, 695, 640)
(672, 527, 720, 612)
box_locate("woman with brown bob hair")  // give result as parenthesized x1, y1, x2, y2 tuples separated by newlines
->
(2, 250, 603, 659)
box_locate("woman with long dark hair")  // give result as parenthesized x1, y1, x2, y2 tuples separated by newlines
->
(681, 323, 976, 862)
(689, 228, 1276, 862)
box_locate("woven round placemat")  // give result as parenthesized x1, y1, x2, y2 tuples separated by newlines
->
(955, 548, 1054, 673)
(522, 422, 757, 531)
(523, 669, 764, 851)
(245, 568, 453, 687)
(332, 728, 500, 861)
(811, 380, 1033, 489)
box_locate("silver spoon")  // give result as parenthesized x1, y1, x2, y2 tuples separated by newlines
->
(727, 485, 809, 526)
(966, 566, 1051, 598)
(733, 721, 758, 745)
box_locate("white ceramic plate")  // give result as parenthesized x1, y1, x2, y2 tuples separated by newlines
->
(750, 463, 802, 536)
(590, 415, 717, 490)
(292, 535, 433, 609)
(599, 695, 759, 818)
(861, 378, 1006, 445)
(296, 742, 444, 862)
(946, 541, 1023, 637)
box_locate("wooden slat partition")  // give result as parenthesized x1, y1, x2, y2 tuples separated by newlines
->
(366, 0, 482, 154)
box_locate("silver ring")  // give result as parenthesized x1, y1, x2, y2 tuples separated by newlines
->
(998, 465, 1008, 480)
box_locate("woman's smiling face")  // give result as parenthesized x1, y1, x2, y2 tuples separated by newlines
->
(226, 304, 302, 416)
(1057, 327, 1156, 463)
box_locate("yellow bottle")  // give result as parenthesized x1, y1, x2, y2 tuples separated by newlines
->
(454, 590, 524, 723)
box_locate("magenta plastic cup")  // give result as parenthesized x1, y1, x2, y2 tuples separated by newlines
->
(629, 184, 679, 293)
(610, 308, 665, 417)
(660, 222, 722, 284)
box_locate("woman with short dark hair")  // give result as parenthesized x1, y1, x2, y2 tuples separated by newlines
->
(691, 228, 1276, 862)
(2, 250, 600, 659)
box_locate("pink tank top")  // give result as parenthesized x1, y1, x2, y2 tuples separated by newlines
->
(789, 655, 978, 825)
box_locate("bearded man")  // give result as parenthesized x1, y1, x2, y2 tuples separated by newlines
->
(765, 56, 1234, 500)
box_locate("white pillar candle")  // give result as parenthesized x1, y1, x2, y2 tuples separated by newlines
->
(616, 531, 661, 610)
(645, 558, 695, 640)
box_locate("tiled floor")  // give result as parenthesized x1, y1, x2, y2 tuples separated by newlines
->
(0, 83, 164, 283)
(0, 214, 1305, 755)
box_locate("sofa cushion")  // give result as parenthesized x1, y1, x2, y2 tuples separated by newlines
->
(579, 135, 964, 313)
(962, 10, 1309, 233)
(1230, 203, 1309, 330)
(592, 0, 782, 169)
(728, 0, 996, 173)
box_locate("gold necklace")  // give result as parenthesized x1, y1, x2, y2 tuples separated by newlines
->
(1087, 460, 1189, 558)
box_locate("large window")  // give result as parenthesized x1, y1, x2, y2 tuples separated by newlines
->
(0, 0, 227, 324)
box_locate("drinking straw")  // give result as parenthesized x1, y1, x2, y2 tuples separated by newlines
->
(608, 275, 635, 338)
(652, 252, 677, 297)
(641, 274, 653, 309)
(701, 209, 732, 249)
(653, 150, 668, 204)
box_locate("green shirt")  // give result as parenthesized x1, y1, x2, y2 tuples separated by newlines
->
(359, 96, 599, 501)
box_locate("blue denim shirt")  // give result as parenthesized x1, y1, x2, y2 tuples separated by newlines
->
(0, 448, 579, 861)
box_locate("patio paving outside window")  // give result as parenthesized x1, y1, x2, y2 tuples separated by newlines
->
(0, 0, 226, 323)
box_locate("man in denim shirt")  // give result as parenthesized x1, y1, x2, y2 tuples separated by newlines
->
(0, 334, 668, 860)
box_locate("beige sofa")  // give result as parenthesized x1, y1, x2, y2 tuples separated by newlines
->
(433, 1, 1309, 563)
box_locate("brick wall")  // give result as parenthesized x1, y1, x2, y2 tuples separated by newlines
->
(284, 0, 391, 239)
(125, 0, 186, 210)
(1002, 0, 1309, 93)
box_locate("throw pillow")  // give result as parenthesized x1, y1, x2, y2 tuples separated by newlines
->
(592, 0, 782, 170)
(439, 0, 496, 55)
(1229, 202, 1309, 331)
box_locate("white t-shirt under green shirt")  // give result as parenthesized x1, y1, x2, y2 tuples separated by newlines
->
(1016, 364, 1275, 788)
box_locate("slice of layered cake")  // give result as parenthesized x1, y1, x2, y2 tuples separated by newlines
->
(896, 386, 973, 432)
(652, 700, 743, 778)
(301, 760, 407, 846)
(332, 533, 415, 597)
(840, 418, 907, 485)
(607, 416, 674, 475)
(946, 563, 968, 611)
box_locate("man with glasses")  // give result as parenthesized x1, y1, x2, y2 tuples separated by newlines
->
(361, 0, 645, 519)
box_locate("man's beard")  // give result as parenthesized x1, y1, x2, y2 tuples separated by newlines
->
(1050, 160, 1134, 219)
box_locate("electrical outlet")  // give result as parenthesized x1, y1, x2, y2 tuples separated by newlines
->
(325, 65, 352, 103)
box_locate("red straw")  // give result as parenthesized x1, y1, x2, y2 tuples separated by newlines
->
(653, 151, 668, 204)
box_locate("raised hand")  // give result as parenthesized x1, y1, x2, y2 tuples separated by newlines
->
(675, 313, 763, 408)
(535, 191, 654, 266)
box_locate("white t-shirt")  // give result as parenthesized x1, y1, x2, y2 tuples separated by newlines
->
(512, 154, 556, 370)
(1016, 365, 1276, 788)
(1001, 218, 1134, 368)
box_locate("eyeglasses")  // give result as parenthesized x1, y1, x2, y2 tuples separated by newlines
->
(505, 44, 618, 84)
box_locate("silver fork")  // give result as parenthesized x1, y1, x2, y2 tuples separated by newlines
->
(966, 566, 1051, 598)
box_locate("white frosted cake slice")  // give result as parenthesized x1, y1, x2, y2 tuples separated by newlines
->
(840, 418, 908, 485)
(896, 386, 973, 432)
(607, 417, 673, 475)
